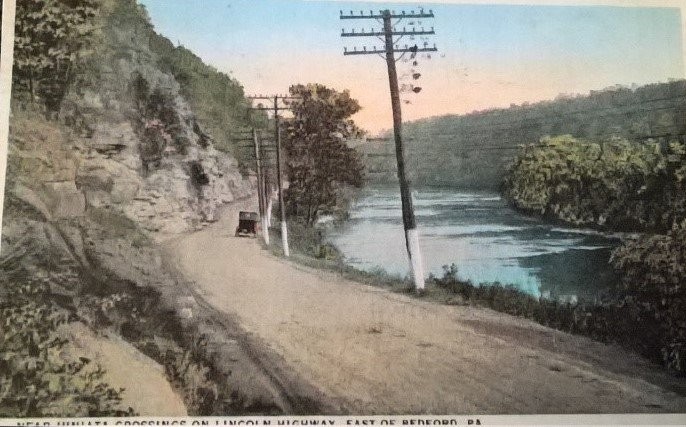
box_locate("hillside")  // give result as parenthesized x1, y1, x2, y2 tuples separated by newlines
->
(359, 80, 686, 189)
(1, 0, 291, 416)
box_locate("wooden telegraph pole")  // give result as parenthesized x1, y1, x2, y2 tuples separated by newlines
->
(252, 128, 269, 245)
(341, 9, 437, 291)
(248, 95, 300, 257)
(232, 129, 269, 244)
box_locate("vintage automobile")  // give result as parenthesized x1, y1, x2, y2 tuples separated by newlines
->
(235, 211, 259, 237)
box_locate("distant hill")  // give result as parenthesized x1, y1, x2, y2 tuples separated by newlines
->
(358, 80, 686, 190)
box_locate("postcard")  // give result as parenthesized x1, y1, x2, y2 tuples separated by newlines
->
(0, 0, 685, 424)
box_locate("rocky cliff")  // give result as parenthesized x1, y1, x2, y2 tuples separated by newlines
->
(1, 0, 272, 416)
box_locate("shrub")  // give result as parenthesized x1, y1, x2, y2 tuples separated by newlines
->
(430, 263, 680, 375)
(611, 224, 686, 373)
(0, 280, 134, 416)
(504, 135, 686, 233)
(275, 220, 344, 262)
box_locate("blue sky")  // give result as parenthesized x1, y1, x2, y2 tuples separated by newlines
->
(139, 0, 684, 134)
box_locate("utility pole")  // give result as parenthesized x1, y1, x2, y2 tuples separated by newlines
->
(248, 95, 300, 257)
(252, 128, 269, 245)
(232, 128, 270, 244)
(340, 9, 437, 291)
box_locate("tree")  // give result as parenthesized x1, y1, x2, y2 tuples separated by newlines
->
(283, 84, 365, 226)
(13, 0, 99, 114)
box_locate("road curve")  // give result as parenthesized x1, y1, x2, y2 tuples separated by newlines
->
(166, 198, 686, 415)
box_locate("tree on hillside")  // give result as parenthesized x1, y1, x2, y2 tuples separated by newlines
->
(283, 84, 365, 225)
(13, 0, 99, 114)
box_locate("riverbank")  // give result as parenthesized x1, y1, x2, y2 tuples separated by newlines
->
(271, 196, 685, 378)
(327, 188, 624, 301)
(170, 198, 686, 413)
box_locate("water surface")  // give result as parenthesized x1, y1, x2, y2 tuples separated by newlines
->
(329, 188, 621, 301)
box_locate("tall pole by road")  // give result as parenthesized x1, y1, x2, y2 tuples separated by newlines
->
(273, 96, 289, 257)
(248, 94, 300, 257)
(341, 9, 438, 291)
(252, 128, 269, 245)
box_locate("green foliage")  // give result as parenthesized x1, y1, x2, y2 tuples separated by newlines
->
(74, 275, 240, 415)
(430, 264, 682, 375)
(276, 220, 343, 261)
(361, 80, 686, 189)
(283, 84, 365, 225)
(147, 33, 260, 168)
(611, 225, 686, 373)
(504, 135, 686, 232)
(505, 135, 686, 373)
(13, 0, 100, 113)
(0, 279, 134, 416)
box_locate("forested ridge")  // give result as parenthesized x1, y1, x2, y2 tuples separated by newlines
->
(360, 80, 686, 189)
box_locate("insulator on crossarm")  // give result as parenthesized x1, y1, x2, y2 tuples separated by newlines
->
(411, 10, 415, 14)
(340, 10, 342, 15)
(344, 47, 347, 53)
(363, 46, 367, 51)
(402, 11, 406, 15)
(360, 10, 363, 15)
(370, 10, 373, 16)
(353, 46, 357, 51)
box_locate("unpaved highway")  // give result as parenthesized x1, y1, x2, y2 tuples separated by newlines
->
(167, 198, 686, 414)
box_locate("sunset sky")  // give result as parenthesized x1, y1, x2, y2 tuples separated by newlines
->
(138, 0, 684, 135)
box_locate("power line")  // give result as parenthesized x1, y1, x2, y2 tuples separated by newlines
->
(406, 95, 686, 132)
(341, 8, 437, 292)
(247, 95, 301, 257)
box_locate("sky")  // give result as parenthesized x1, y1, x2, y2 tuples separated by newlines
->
(138, 0, 684, 135)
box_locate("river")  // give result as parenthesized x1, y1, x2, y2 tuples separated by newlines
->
(328, 187, 622, 302)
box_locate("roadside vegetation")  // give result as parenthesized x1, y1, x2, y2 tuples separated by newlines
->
(274, 222, 685, 377)
(265, 83, 685, 377)
(0, 270, 135, 417)
(503, 134, 686, 375)
(504, 135, 686, 233)
(272, 134, 686, 377)
(431, 264, 684, 375)
(282, 83, 365, 226)
(3, 0, 272, 416)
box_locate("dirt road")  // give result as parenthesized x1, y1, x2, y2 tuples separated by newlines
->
(167, 198, 686, 414)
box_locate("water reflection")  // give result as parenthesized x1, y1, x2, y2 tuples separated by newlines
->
(329, 188, 622, 300)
